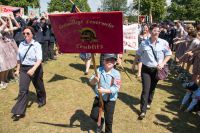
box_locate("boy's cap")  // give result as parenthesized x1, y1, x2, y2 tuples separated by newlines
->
(103, 54, 117, 61)
(183, 82, 199, 91)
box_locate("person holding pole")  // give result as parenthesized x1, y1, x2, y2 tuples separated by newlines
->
(89, 54, 121, 133)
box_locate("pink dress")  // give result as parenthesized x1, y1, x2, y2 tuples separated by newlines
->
(0, 29, 18, 72)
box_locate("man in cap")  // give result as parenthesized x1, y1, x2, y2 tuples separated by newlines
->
(13, 9, 26, 46)
(89, 54, 121, 133)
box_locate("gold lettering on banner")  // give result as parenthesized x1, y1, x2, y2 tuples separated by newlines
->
(58, 19, 115, 30)
(59, 19, 83, 30)
(85, 20, 114, 29)
(76, 44, 104, 50)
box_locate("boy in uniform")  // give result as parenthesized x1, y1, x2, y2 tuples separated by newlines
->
(89, 54, 121, 133)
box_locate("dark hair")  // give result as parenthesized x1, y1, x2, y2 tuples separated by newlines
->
(23, 26, 35, 36)
(188, 30, 197, 38)
(40, 17, 46, 21)
(149, 23, 159, 31)
(140, 24, 149, 35)
(196, 24, 200, 31)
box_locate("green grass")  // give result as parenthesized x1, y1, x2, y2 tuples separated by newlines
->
(0, 52, 199, 133)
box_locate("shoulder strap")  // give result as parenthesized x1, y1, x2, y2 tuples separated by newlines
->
(149, 45, 158, 62)
(22, 44, 33, 62)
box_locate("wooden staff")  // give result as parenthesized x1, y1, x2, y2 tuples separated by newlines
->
(69, 0, 81, 12)
(91, 54, 104, 127)
(68, 0, 104, 127)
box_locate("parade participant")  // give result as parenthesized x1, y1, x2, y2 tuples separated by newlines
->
(0, 15, 8, 89)
(40, 17, 51, 62)
(132, 24, 172, 119)
(80, 53, 92, 75)
(13, 9, 26, 46)
(137, 24, 151, 77)
(11, 26, 46, 121)
(180, 81, 200, 112)
(89, 54, 121, 133)
(0, 13, 19, 89)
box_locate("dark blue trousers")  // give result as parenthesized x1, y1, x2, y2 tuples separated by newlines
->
(11, 65, 46, 115)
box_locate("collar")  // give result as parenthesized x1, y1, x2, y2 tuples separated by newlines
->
(23, 39, 35, 46)
(101, 67, 114, 75)
(148, 38, 160, 46)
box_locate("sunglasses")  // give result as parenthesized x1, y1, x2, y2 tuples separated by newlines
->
(23, 32, 31, 36)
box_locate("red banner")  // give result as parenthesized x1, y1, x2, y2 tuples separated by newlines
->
(0, 5, 24, 15)
(49, 12, 123, 53)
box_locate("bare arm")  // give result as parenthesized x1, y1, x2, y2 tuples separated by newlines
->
(158, 55, 171, 70)
(11, 14, 20, 30)
(131, 54, 140, 72)
(0, 17, 7, 31)
(14, 60, 21, 77)
(27, 60, 42, 76)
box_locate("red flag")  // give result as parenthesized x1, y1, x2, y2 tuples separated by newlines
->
(49, 11, 123, 53)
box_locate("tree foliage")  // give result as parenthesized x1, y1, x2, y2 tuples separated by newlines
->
(48, 0, 91, 12)
(132, 0, 167, 22)
(100, 0, 128, 13)
(167, 0, 200, 21)
(0, 0, 39, 13)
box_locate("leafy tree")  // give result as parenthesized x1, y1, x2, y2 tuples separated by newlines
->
(167, 0, 200, 21)
(132, 0, 167, 22)
(48, 0, 91, 12)
(100, 0, 128, 13)
(0, 0, 39, 14)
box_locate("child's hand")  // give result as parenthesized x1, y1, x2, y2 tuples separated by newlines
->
(94, 75, 100, 83)
(98, 87, 111, 94)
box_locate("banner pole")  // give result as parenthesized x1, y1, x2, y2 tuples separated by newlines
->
(68, 0, 104, 127)
(91, 54, 104, 126)
(69, 0, 81, 12)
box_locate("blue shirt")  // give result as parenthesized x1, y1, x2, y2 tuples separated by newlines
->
(136, 38, 172, 67)
(17, 39, 42, 65)
(90, 67, 121, 101)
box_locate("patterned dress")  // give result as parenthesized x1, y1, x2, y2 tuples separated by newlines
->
(175, 39, 190, 59)
(0, 28, 18, 72)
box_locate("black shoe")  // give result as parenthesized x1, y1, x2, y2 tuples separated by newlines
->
(138, 112, 145, 120)
(11, 114, 16, 119)
(38, 102, 46, 108)
(96, 118, 104, 133)
(12, 114, 25, 121)
(50, 58, 57, 60)
(84, 72, 88, 75)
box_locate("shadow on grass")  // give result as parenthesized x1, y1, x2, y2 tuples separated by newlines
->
(128, 53, 136, 57)
(69, 63, 95, 72)
(79, 77, 92, 87)
(36, 109, 96, 132)
(27, 91, 38, 108)
(48, 74, 80, 83)
(124, 59, 134, 64)
(118, 92, 140, 115)
(69, 63, 85, 72)
(154, 73, 200, 132)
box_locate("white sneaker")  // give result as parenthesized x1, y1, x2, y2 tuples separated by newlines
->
(197, 111, 200, 116)
(147, 104, 151, 109)
(138, 112, 146, 120)
(0, 83, 3, 90)
(1, 82, 7, 89)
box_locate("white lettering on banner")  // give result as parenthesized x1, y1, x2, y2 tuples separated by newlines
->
(123, 24, 140, 50)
